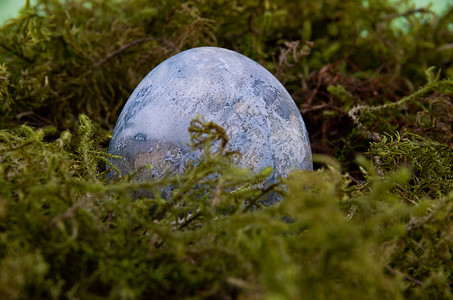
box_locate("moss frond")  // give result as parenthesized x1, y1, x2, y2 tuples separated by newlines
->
(368, 133, 453, 201)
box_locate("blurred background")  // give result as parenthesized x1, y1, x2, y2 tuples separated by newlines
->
(1, 0, 35, 23)
(0, 0, 451, 24)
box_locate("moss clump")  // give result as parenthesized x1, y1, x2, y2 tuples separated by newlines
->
(1, 114, 453, 299)
(1, 0, 453, 299)
(0, 116, 420, 299)
(1, 0, 452, 134)
(368, 133, 453, 201)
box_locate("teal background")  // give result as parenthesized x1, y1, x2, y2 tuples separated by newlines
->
(0, 0, 33, 23)
(0, 0, 452, 24)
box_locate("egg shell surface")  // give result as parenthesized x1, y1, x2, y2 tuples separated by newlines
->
(108, 47, 312, 189)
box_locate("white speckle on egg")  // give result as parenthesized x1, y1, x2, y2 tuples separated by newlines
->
(108, 47, 312, 203)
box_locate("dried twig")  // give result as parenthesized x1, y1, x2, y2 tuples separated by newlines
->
(16, 111, 54, 126)
(93, 37, 154, 69)
(82, 37, 155, 78)
(0, 43, 34, 62)
(301, 103, 348, 115)
(242, 182, 281, 212)
(380, 8, 434, 21)
(385, 265, 424, 286)
(48, 199, 88, 230)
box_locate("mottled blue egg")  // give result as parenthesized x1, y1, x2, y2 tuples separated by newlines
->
(108, 47, 312, 197)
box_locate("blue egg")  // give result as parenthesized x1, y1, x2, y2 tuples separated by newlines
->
(108, 47, 312, 197)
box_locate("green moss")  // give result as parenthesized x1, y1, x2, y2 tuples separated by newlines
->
(0, 113, 451, 299)
(1, 0, 453, 299)
(368, 133, 453, 201)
